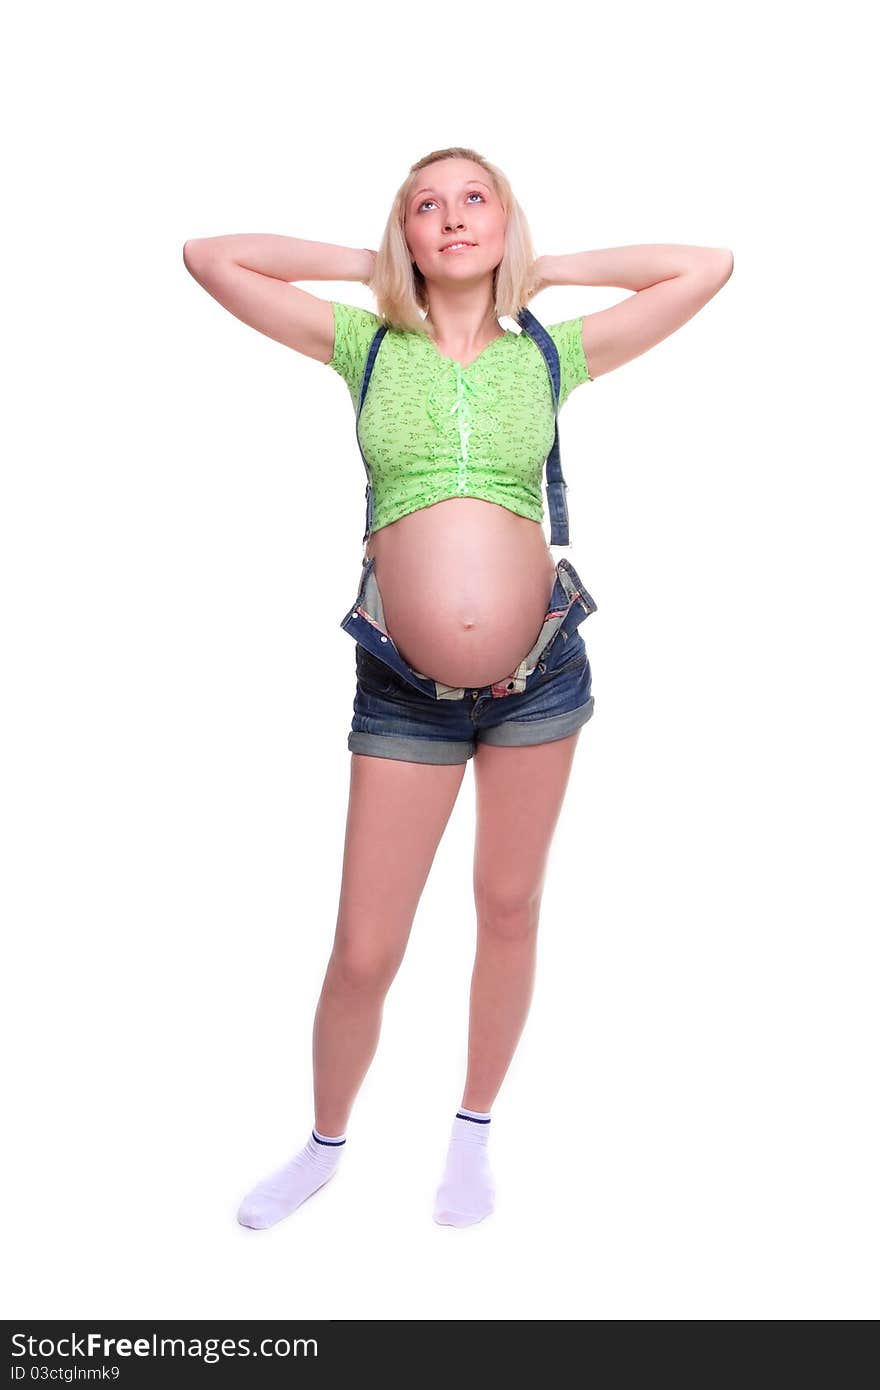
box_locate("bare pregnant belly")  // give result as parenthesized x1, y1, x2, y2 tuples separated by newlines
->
(364, 499, 558, 688)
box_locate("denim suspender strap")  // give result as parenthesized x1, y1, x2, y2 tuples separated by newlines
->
(516, 307, 570, 547)
(356, 325, 388, 545)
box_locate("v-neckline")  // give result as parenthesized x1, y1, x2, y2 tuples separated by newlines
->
(424, 329, 511, 372)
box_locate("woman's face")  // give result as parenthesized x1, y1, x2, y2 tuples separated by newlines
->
(404, 158, 506, 287)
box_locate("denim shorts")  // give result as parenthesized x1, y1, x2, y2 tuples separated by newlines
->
(339, 555, 598, 765)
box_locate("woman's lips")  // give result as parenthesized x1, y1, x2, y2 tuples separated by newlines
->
(440, 243, 476, 253)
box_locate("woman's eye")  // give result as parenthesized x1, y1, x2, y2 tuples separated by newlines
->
(417, 192, 484, 212)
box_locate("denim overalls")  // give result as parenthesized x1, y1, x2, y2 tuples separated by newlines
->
(339, 307, 598, 704)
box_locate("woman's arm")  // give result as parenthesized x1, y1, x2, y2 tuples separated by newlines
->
(184, 234, 374, 285)
(182, 235, 375, 363)
(536, 244, 733, 380)
(540, 243, 732, 291)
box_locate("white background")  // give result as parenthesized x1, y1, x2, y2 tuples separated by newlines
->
(3, 0, 877, 1322)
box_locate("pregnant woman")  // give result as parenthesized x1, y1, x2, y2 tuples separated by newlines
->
(183, 146, 733, 1229)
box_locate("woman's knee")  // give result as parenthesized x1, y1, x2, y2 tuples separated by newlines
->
(474, 883, 541, 942)
(328, 939, 402, 997)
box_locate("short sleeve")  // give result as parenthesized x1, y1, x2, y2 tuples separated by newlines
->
(325, 301, 384, 404)
(546, 317, 593, 410)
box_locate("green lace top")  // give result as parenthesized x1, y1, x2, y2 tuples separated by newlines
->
(325, 301, 593, 534)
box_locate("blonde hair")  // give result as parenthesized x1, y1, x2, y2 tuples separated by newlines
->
(367, 147, 539, 334)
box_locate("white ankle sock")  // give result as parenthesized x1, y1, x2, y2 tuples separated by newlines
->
(237, 1128, 346, 1230)
(433, 1107, 495, 1227)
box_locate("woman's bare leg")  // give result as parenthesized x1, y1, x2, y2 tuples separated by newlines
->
(464, 732, 581, 1110)
(433, 733, 581, 1226)
(313, 751, 467, 1134)
(238, 751, 466, 1229)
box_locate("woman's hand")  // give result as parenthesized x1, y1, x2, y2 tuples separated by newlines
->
(360, 248, 378, 286)
(525, 255, 551, 301)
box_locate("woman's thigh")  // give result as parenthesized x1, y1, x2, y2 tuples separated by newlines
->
(331, 752, 468, 976)
(472, 732, 582, 919)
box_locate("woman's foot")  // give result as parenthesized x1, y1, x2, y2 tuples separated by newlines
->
(237, 1129, 346, 1229)
(433, 1108, 495, 1227)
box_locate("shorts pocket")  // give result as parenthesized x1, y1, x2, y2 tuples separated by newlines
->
(355, 644, 399, 695)
(537, 627, 589, 679)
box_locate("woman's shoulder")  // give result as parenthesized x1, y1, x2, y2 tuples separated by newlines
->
(515, 315, 593, 408)
(327, 300, 386, 343)
(323, 301, 386, 394)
